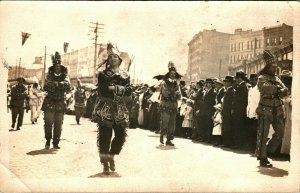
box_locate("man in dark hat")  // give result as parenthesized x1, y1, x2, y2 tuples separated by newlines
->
(232, 70, 249, 149)
(246, 73, 260, 151)
(201, 78, 217, 143)
(74, 79, 86, 125)
(159, 61, 181, 146)
(191, 80, 205, 141)
(221, 76, 235, 148)
(10, 77, 28, 130)
(42, 51, 71, 149)
(255, 50, 287, 168)
(214, 78, 225, 104)
(92, 42, 132, 174)
(179, 81, 188, 97)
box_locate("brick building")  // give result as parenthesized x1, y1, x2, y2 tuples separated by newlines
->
(187, 29, 231, 82)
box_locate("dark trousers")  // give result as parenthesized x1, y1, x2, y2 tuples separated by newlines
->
(129, 118, 138, 128)
(202, 114, 214, 142)
(222, 115, 234, 146)
(233, 115, 247, 148)
(97, 124, 127, 163)
(44, 110, 64, 145)
(160, 110, 177, 140)
(75, 106, 85, 123)
(11, 106, 25, 128)
(247, 118, 258, 151)
(193, 114, 204, 139)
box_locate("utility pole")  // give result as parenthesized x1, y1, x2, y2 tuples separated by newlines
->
(18, 58, 21, 78)
(218, 59, 222, 78)
(89, 22, 104, 84)
(42, 46, 47, 88)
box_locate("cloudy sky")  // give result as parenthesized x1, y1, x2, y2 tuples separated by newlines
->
(0, 1, 297, 84)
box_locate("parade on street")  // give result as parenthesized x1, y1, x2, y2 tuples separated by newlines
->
(1, 1, 300, 192)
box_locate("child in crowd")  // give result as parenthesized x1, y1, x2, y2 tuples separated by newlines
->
(212, 103, 222, 146)
(181, 99, 194, 139)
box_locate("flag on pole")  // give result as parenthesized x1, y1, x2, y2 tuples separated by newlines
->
(63, 42, 69, 53)
(33, 57, 43, 64)
(21, 32, 31, 46)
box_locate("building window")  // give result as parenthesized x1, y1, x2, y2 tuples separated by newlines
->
(242, 42, 244, 50)
(266, 38, 270, 46)
(234, 55, 236, 63)
(247, 41, 250, 50)
(274, 37, 277, 45)
(234, 43, 236, 52)
(279, 37, 283, 44)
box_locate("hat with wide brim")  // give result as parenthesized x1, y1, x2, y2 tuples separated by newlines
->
(223, 76, 234, 83)
(214, 79, 224, 85)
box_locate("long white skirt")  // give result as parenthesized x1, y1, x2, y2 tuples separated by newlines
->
(138, 108, 144, 126)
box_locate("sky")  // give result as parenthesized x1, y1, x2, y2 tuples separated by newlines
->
(0, 1, 297, 84)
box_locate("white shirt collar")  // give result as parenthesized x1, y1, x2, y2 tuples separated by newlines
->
(168, 78, 174, 83)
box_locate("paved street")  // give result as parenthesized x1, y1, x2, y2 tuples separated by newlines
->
(1, 111, 298, 192)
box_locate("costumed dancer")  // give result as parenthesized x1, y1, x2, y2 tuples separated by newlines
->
(92, 43, 132, 174)
(255, 50, 287, 167)
(10, 77, 28, 130)
(42, 52, 71, 149)
(74, 79, 86, 125)
(159, 61, 181, 146)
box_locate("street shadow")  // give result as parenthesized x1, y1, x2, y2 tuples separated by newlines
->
(220, 147, 251, 155)
(257, 166, 288, 177)
(156, 144, 177, 150)
(269, 154, 290, 162)
(27, 149, 57, 155)
(9, 129, 18, 132)
(69, 123, 79, 126)
(89, 172, 121, 178)
(191, 141, 213, 146)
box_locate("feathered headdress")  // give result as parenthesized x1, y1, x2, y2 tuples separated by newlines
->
(164, 61, 182, 80)
(97, 42, 122, 70)
(51, 51, 62, 66)
(168, 61, 176, 72)
(262, 50, 277, 67)
(77, 79, 82, 88)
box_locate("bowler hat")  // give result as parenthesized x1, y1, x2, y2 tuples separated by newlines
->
(235, 70, 247, 79)
(17, 77, 26, 83)
(250, 74, 258, 79)
(205, 78, 213, 83)
(223, 76, 234, 83)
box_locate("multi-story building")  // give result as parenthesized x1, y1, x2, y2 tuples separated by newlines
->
(61, 44, 131, 85)
(228, 28, 264, 70)
(187, 29, 231, 82)
(229, 23, 293, 76)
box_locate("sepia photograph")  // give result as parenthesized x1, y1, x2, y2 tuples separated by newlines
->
(0, 1, 300, 192)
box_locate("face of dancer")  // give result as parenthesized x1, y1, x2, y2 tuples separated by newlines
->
(109, 54, 121, 69)
(54, 65, 62, 74)
(267, 65, 277, 76)
(169, 70, 176, 80)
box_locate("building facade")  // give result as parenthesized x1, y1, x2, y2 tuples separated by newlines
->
(229, 23, 293, 76)
(61, 44, 131, 86)
(228, 28, 264, 71)
(187, 29, 231, 82)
